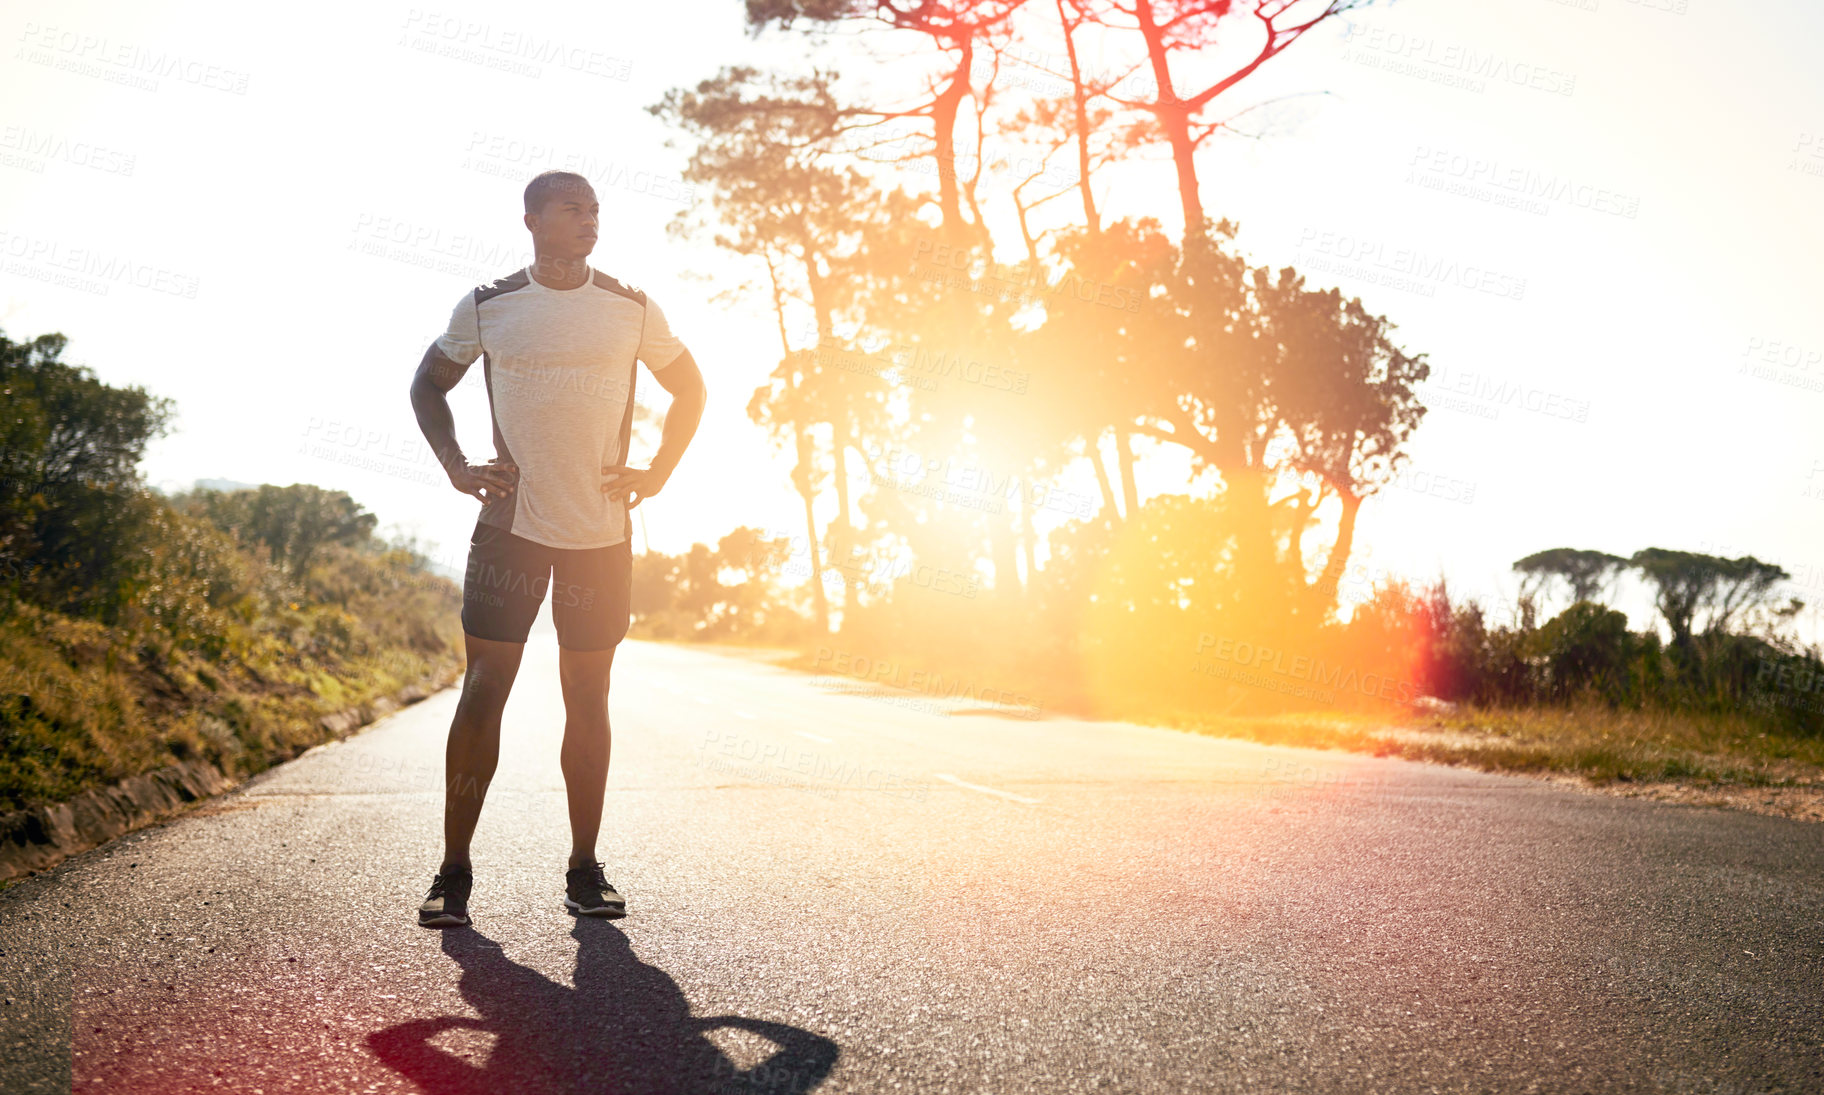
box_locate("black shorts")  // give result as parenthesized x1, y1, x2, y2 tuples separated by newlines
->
(461, 520, 633, 650)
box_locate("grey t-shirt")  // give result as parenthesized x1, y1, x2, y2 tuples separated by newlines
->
(435, 266, 687, 549)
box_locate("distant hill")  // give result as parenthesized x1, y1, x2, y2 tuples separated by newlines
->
(193, 477, 258, 493)
(149, 478, 259, 496)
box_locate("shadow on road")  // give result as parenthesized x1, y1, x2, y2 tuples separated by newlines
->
(367, 920, 839, 1094)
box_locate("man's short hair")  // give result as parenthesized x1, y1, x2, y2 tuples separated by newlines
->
(524, 170, 593, 215)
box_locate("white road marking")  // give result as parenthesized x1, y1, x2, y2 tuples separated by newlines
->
(934, 772, 1041, 804)
(796, 730, 834, 744)
(735, 710, 757, 720)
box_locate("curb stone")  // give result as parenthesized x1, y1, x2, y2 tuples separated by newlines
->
(0, 663, 462, 882)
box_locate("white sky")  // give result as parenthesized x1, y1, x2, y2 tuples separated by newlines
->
(3, 0, 1820, 640)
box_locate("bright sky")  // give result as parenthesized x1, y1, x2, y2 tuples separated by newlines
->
(3, 0, 1820, 639)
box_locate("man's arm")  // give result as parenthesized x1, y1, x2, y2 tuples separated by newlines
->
(603, 348, 706, 509)
(409, 343, 517, 503)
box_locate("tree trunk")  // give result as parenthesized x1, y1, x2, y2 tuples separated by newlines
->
(1222, 465, 1284, 615)
(1307, 487, 1362, 618)
(1019, 487, 1038, 591)
(1133, 0, 1206, 251)
(1113, 428, 1140, 518)
(931, 38, 975, 246)
(767, 248, 828, 633)
(1056, 0, 1101, 238)
(830, 416, 862, 617)
(989, 504, 1023, 600)
(1015, 197, 1041, 268)
(831, 422, 855, 532)
(799, 259, 861, 619)
(1090, 435, 1120, 523)
(792, 432, 829, 634)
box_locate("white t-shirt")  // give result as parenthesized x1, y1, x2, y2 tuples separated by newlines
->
(435, 265, 687, 549)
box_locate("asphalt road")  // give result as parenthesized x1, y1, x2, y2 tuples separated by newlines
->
(2, 637, 1821, 1094)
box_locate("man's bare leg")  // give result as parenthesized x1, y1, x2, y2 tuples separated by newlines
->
(442, 633, 527, 872)
(557, 645, 616, 869)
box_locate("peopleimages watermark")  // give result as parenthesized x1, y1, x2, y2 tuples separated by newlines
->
(694, 728, 930, 802)
(821, 118, 1080, 191)
(765, 534, 984, 602)
(709, 1052, 837, 1095)
(812, 647, 1043, 720)
(492, 349, 635, 406)
(1404, 145, 1640, 219)
(0, 227, 200, 299)
(458, 131, 694, 205)
(0, 663, 82, 708)
(1260, 756, 1395, 796)
(860, 444, 1098, 520)
(1295, 227, 1527, 302)
(826, 544, 982, 601)
(1695, 537, 1823, 596)
(1264, 446, 1477, 507)
(1340, 22, 1577, 97)
(464, 557, 596, 614)
(894, 344, 1032, 394)
(971, 43, 1159, 109)
(1191, 634, 1423, 705)
(1803, 459, 1824, 505)
(313, 740, 487, 802)
(1624, 0, 1689, 15)
(299, 416, 448, 488)
(14, 22, 251, 95)
(0, 124, 136, 177)
(1417, 364, 1592, 423)
(1387, 466, 1478, 506)
(1752, 657, 1824, 716)
(397, 10, 632, 81)
(1331, 551, 1527, 628)
(801, 339, 1033, 399)
(1790, 131, 1824, 180)
(804, 343, 937, 392)
(911, 238, 1147, 314)
(348, 211, 532, 284)
(1735, 334, 1823, 395)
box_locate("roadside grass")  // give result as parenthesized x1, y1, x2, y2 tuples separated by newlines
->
(1148, 705, 1824, 791)
(0, 548, 464, 815)
(675, 637, 1824, 811)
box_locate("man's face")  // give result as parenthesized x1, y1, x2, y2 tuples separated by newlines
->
(526, 183, 599, 260)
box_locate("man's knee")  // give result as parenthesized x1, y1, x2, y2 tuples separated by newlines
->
(558, 645, 616, 694)
(456, 661, 519, 722)
(462, 667, 510, 703)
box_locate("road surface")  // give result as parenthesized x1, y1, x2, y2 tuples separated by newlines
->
(2, 637, 1821, 1093)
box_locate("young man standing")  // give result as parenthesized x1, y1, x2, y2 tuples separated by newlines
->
(408, 170, 706, 927)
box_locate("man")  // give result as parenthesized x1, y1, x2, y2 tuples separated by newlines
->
(408, 170, 706, 928)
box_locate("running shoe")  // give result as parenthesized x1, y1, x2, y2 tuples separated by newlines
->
(418, 867, 473, 928)
(564, 861, 626, 918)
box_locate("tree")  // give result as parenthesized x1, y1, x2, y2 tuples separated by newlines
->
(0, 329, 173, 618)
(653, 66, 921, 625)
(1075, 0, 1373, 252)
(628, 527, 812, 640)
(1628, 549, 1794, 655)
(186, 484, 377, 577)
(1109, 224, 1428, 619)
(743, 0, 1032, 246)
(746, 348, 834, 631)
(654, 0, 1432, 651)
(1249, 264, 1428, 613)
(1531, 601, 1634, 702)
(1513, 548, 1626, 608)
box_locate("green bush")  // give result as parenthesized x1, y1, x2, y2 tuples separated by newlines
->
(0, 329, 464, 811)
(1532, 602, 1635, 703)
